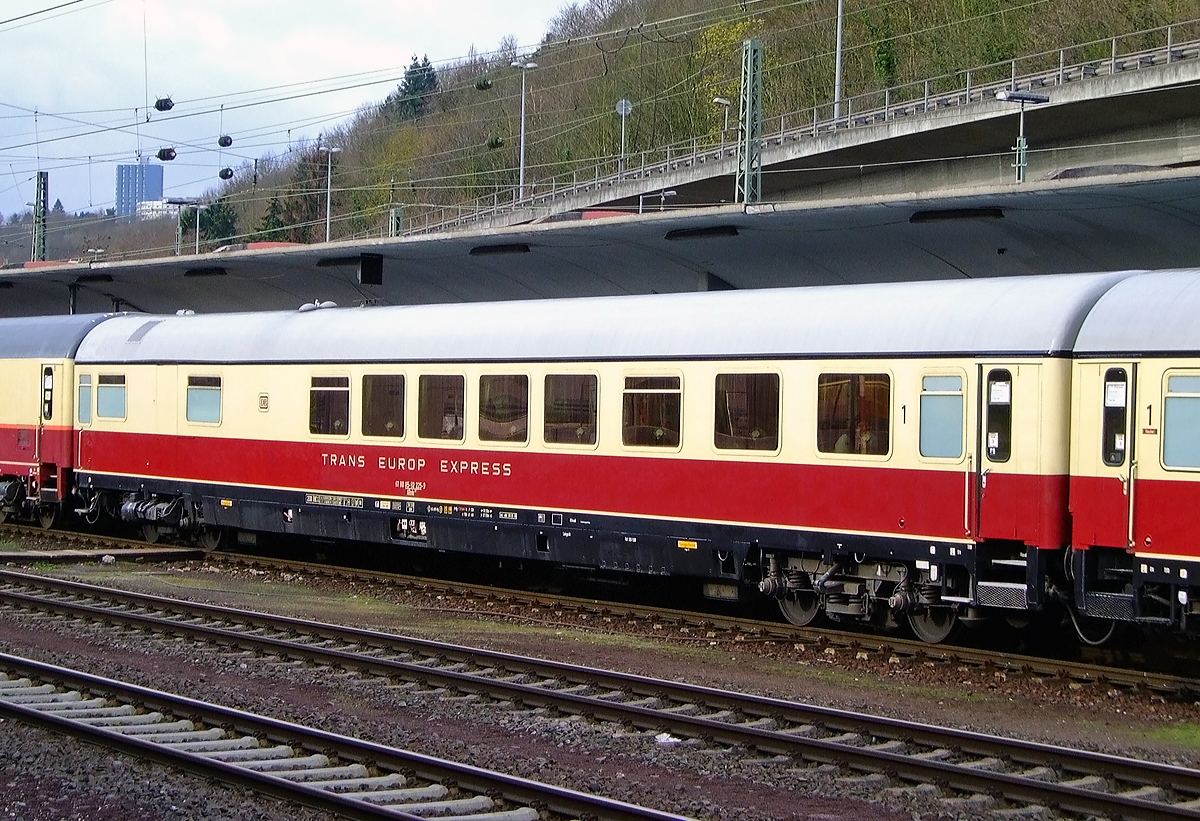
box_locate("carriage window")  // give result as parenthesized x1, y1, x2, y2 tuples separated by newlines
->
(96, 374, 126, 419)
(545, 374, 598, 445)
(479, 374, 528, 443)
(363, 374, 404, 438)
(418, 375, 465, 440)
(186, 376, 222, 424)
(1102, 368, 1128, 467)
(817, 373, 889, 455)
(920, 374, 964, 458)
(986, 369, 1012, 463)
(622, 376, 681, 448)
(77, 374, 92, 425)
(1163, 374, 1200, 469)
(715, 373, 779, 450)
(309, 376, 349, 436)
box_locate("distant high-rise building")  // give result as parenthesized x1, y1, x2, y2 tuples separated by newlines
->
(115, 161, 164, 217)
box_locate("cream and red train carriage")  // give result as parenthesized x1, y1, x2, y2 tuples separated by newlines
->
(65, 271, 1135, 641)
(1069, 270, 1200, 636)
(0, 314, 111, 526)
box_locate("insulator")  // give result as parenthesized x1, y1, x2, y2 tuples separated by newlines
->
(218, 168, 233, 180)
(154, 97, 174, 112)
(156, 147, 176, 161)
(217, 135, 233, 148)
(475, 77, 493, 91)
(486, 135, 504, 150)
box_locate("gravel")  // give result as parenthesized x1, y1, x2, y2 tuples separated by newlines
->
(4, 559, 1200, 820)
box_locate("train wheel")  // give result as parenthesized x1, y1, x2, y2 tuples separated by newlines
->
(197, 527, 223, 551)
(141, 523, 162, 544)
(778, 591, 821, 627)
(37, 507, 58, 530)
(908, 607, 958, 644)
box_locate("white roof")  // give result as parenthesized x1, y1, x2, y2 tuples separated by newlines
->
(74, 271, 1137, 364)
(1075, 269, 1200, 354)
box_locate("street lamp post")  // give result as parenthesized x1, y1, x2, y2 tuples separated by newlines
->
(616, 98, 632, 178)
(165, 197, 205, 256)
(511, 60, 537, 201)
(712, 97, 731, 136)
(833, 0, 845, 119)
(319, 146, 342, 242)
(995, 89, 1050, 183)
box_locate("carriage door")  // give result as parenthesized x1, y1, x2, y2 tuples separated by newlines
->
(1076, 363, 1137, 550)
(977, 366, 1018, 540)
(36, 364, 60, 499)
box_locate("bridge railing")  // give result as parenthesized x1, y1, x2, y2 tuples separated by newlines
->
(408, 19, 1200, 236)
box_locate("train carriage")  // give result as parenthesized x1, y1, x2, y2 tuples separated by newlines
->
(67, 272, 1134, 641)
(0, 314, 113, 526)
(1070, 270, 1200, 634)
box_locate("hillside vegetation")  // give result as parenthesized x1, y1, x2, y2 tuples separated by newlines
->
(17, 0, 1200, 260)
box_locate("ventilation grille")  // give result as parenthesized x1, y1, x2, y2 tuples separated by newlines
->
(976, 581, 1028, 610)
(1084, 592, 1136, 621)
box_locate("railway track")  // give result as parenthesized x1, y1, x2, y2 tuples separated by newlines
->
(3, 519, 1198, 698)
(5, 518, 1200, 691)
(0, 652, 685, 821)
(210, 551, 1200, 698)
(3, 569, 1199, 820)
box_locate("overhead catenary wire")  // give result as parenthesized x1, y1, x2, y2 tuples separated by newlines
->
(0, 0, 1170, 241)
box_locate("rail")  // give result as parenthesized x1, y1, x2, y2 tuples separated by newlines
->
(6, 571, 1200, 820)
(408, 19, 1200, 235)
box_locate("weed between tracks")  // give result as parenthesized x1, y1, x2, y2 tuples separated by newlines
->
(1147, 722, 1200, 749)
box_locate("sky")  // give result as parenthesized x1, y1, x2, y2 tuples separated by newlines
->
(0, 0, 569, 219)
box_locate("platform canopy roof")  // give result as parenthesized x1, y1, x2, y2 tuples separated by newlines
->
(4, 169, 1200, 318)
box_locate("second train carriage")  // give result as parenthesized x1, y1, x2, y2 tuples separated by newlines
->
(65, 270, 1141, 641)
(0, 314, 111, 527)
(1069, 270, 1200, 636)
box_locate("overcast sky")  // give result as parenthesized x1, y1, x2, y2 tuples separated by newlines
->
(0, 0, 568, 218)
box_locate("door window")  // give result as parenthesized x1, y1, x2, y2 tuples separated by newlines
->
(985, 369, 1012, 462)
(41, 367, 53, 421)
(1102, 368, 1128, 467)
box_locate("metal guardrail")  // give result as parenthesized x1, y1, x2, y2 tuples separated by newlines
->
(409, 19, 1200, 235)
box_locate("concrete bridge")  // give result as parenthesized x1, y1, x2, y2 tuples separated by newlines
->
(417, 27, 1200, 234)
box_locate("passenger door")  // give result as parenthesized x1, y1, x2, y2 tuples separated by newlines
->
(1072, 363, 1137, 550)
(976, 365, 1023, 541)
(36, 363, 61, 499)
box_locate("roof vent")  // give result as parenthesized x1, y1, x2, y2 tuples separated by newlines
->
(664, 225, 739, 241)
(909, 208, 1004, 223)
(469, 243, 530, 256)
